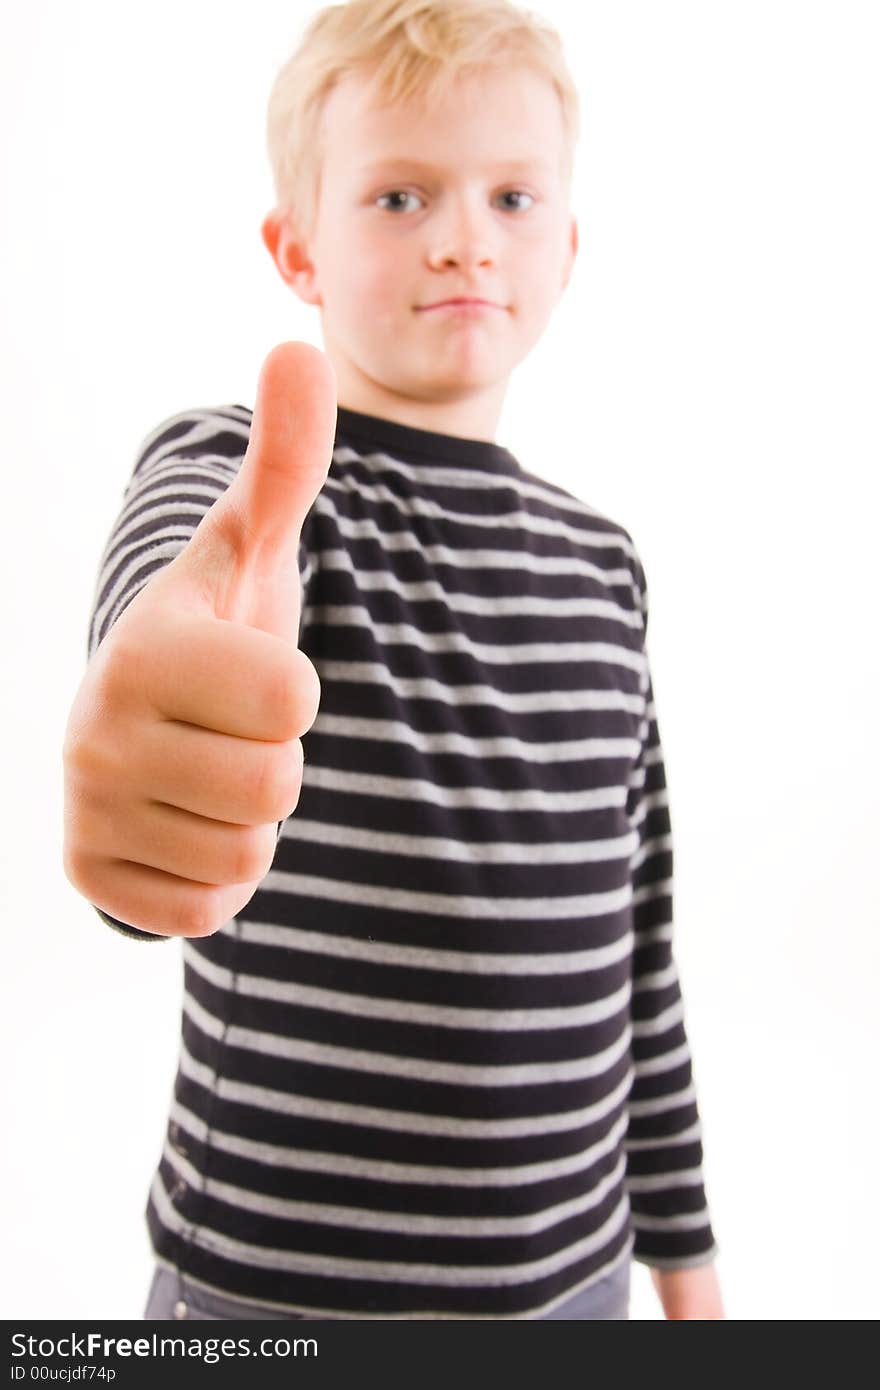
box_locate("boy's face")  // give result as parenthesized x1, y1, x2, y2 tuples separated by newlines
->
(262, 65, 578, 439)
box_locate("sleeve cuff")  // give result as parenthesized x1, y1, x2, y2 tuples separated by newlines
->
(93, 906, 171, 942)
(633, 1241, 720, 1270)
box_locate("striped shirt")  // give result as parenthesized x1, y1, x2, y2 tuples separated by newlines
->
(85, 401, 720, 1318)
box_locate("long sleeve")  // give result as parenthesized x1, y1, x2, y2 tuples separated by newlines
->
(82, 406, 315, 942)
(622, 551, 720, 1268)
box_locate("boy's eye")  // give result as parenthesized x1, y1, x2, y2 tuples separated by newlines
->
(375, 188, 536, 214)
(376, 190, 421, 214)
(498, 190, 535, 212)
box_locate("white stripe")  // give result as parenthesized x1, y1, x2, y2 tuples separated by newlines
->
(177, 1040, 636, 1139)
(162, 1140, 629, 1239)
(150, 1167, 633, 1287)
(181, 988, 634, 1086)
(183, 945, 634, 1032)
(632, 1000, 685, 1038)
(316, 468, 640, 559)
(627, 1081, 697, 1117)
(307, 665, 645, 715)
(168, 1098, 631, 1188)
(331, 440, 632, 532)
(627, 1209, 711, 1233)
(237, 915, 634, 975)
(299, 762, 632, 813)
(625, 1167, 708, 1194)
(306, 714, 641, 766)
(309, 606, 646, 668)
(263, 861, 633, 922)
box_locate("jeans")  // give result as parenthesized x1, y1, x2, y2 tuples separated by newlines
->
(143, 1255, 630, 1321)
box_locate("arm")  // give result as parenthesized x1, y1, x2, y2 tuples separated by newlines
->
(623, 548, 723, 1318)
(650, 1262, 724, 1319)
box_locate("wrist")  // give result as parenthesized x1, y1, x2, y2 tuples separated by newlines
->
(650, 1263, 725, 1320)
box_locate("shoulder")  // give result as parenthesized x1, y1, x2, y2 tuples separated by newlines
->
(515, 464, 647, 600)
(132, 402, 253, 476)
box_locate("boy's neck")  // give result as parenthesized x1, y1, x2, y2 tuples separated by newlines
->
(334, 379, 508, 446)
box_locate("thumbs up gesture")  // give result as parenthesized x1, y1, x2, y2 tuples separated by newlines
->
(61, 342, 338, 937)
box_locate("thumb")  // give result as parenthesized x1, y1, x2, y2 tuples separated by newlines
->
(218, 340, 338, 567)
(151, 341, 337, 633)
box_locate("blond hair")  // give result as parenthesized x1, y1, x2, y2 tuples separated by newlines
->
(265, 0, 580, 243)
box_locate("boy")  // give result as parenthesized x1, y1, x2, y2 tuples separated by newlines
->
(62, 0, 723, 1319)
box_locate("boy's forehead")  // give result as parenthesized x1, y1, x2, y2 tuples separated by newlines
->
(322, 67, 565, 174)
(357, 154, 553, 175)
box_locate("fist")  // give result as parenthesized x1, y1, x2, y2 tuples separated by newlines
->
(62, 342, 337, 937)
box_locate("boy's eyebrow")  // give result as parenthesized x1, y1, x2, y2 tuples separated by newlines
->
(358, 156, 552, 176)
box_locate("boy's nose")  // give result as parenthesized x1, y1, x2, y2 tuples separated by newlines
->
(427, 233, 497, 272)
(426, 200, 498, 271)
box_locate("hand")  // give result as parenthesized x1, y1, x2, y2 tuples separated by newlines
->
(650, 1262, 725, 1319)
(62, 341, 338, 937)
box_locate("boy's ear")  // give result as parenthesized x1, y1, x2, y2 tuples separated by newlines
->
(561, 215, 579, 294)
(261, 210, 322, 307)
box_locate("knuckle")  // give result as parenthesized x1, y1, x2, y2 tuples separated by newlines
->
(64, 726, 110, 791)
(290, 650, 322, 732)
(99, 626, 142, 704)
(179, 890, 219, 939)
(266, 658, 296, 738)
(283, 739, 305, 811)
(62, 841, 92, 897)
(61, 733, 84, 783)
(257, 742, 303, 822)
(233, 826, 274, 885)
(267, 649, 320, 740)
(301, 656, 322, 731)
(254, 746, 283, 823)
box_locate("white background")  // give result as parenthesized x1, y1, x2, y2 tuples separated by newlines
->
(2, 0, 878, 1321)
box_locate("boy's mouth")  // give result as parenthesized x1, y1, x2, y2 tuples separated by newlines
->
(417, 298, 505, 311)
